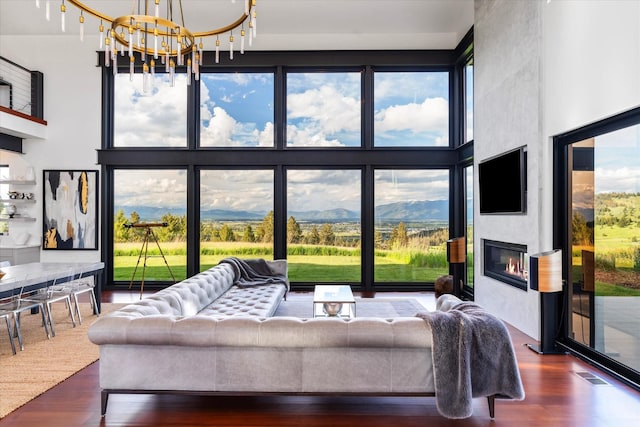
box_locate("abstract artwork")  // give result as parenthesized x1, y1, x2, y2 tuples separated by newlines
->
(43, 170, 98, 250)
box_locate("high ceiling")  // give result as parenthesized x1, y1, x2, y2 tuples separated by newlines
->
(0, 0, 474, 50)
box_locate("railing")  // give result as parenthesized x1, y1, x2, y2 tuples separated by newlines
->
(0, 56, 44, 120)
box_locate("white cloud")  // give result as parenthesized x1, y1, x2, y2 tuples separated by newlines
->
(288, 85, 360, 132)
(200, 170, 273, 212)
(201, 106, 236, 146)
(375, 170, 449, 204)
(375, 97, 449, 136)
(287, 170, 361, 212)
(286, 125, 343, 147)
(595, 166, 640, 194)
(114, 74, 188, 147)
(115, 171, 187, 208)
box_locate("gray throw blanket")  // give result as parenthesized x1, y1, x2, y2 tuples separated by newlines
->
(219, 257, 287, 288)
(416, 302, 525, 419)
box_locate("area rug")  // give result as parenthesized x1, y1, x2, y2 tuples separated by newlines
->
(274, 297, 427, 318)
(0, 302, 123, 419)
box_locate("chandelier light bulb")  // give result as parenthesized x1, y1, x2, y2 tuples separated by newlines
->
(150, 59, 156, 88)
(186, 57, 192, 86)
(79, 13, 85, 42)
(60, 2, 65, 32)
(128, 26, 134, 58)
(104, 36, 111, 67)
(99, 21, 104, 49)
(154, 27, 159, 59)
(193, 52, 200, 80)
(252, 9, 257, 38)
(169, 58, 176, 87)
(143, 62, 150, 93)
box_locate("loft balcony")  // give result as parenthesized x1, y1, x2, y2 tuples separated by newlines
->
(0, 56, 46, 152)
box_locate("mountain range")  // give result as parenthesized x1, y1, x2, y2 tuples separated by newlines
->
(116, 200, 449, 222)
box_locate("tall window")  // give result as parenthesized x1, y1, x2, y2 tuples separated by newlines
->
(286, 169, 361, 282)
(465, 165, 474, 289)
(102, 46, 474, 291)
(200, 73, 274, 147)
(199, 169, 274, 269)
(374, 169, 449, 282)
(464, 57, 474, 143)
(286, 72, 361, 147)
(374, 72, 449, 146)
(113, 169, 187, 282)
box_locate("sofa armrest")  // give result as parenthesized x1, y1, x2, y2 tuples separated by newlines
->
(266, 259, 287, 277)
(436, 294, 463, 312)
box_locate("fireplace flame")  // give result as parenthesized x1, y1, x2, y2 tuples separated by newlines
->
(506, 257, 522, 275)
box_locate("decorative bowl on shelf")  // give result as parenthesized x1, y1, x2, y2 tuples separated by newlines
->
(323, 302, 343, 316)
(12, 232, 30, 246)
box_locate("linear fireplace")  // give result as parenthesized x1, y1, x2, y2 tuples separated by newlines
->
(483, 239, 528, 290)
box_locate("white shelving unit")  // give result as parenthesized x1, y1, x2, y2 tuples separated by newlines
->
(0, 179, 37, 223)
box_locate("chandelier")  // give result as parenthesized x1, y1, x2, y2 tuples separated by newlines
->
(35, 0, 258, 89)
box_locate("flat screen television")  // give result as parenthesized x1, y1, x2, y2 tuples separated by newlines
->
(479, 147, 527, 214)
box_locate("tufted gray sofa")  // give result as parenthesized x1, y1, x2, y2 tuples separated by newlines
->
(90, 276, 506, 418)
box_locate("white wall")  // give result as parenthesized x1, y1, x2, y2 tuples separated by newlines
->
(543, 0, 640, 134)
(474, 0, 640, 339)
(0, 34, 102, 262)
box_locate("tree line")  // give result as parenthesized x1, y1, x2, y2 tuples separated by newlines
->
(113, 209, 436, 249)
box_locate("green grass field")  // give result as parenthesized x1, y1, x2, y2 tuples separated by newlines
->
(114, 242, 449, 283)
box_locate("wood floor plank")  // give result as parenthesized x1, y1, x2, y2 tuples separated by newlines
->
(1, 291, 639, 426)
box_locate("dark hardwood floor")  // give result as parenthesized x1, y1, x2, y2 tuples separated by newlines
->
(1, 291, 639, 427)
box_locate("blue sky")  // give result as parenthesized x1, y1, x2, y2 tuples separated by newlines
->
(594, 125, 640, 194)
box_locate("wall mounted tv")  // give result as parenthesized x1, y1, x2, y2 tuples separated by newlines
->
(479, 147, 527, 214)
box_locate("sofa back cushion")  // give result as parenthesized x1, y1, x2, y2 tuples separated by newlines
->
(117, 263, 237, 318)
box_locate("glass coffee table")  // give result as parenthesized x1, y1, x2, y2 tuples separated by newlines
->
(313, 285, 356, 318)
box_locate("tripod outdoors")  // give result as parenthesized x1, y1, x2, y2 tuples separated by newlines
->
(127, 222, 176, 299)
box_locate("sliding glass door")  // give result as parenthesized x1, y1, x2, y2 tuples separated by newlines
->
(557, 108, 640, 385)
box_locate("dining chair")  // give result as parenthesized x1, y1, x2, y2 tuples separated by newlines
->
(4, 274, 51, 351)
(58, 271, 100, 324)
(0, 297, 17, 355)
(20, 270, 76, 337)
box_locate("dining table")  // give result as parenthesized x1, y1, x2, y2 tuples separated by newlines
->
(0, 262, 105, 311)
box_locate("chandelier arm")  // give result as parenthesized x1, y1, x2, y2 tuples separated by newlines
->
(193, 7, 252, 38)
(67, 0, 115, 23)
(112, 15, 195, 57)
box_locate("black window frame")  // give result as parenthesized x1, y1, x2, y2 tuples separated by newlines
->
(98, 32, 474, 294)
